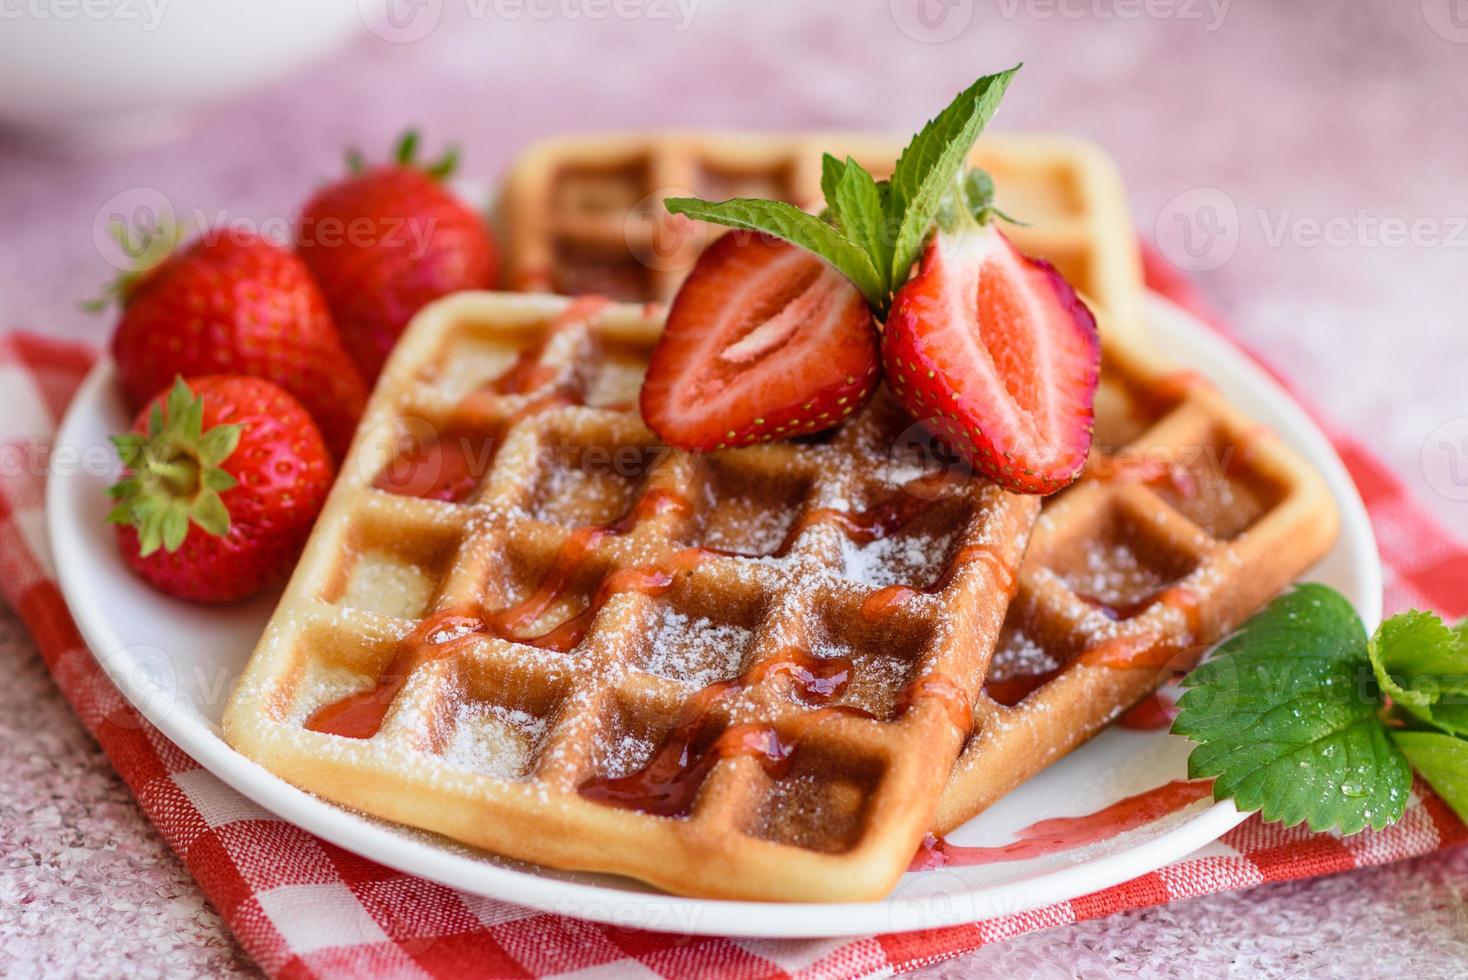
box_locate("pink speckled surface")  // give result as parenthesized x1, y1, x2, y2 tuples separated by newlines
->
(2, 1, 1465, 976)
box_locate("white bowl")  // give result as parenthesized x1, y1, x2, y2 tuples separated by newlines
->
(0, 1, 364, 147)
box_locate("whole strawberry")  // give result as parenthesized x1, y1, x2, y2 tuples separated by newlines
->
(296, 131, 499, 380)
(109, 230, 368, 459)
(107, 376, 334, 603)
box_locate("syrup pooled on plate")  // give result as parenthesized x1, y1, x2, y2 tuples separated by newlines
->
(911, 779, 1214, 871)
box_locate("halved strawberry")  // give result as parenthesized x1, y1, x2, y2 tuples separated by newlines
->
(883, 223, 1099, 494)
(640, 232, 880, 451)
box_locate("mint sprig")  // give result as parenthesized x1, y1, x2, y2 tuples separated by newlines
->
(663, 197, 886, 309)
(885, 69, 1017, 287)
(1174, 583, 1468, 832)
(664, 64, 1021, 315)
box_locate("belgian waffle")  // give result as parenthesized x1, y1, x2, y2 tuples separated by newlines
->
(933, 329, 1340, 831)
(496, 131, 1343, 837)
(496, 132, 1147, 344)
(223, 292, 1038, 901)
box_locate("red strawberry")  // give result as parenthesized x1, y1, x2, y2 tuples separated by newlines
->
(107, 376, 334, 603)
(296, 132, 499, 380)
(640, 232, 881, 451)
(883, 223, 1100, 494)
(109, 230, 368, 460)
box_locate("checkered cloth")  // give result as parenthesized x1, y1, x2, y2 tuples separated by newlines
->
(4, 262, 1466, 978)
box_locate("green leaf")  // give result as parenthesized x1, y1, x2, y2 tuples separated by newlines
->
(887, 66, 1019, 286)
(1392, 729, 1468, 824)
(663, 197, 886, 308)
(829, 158, 893, 293)
(199, 423, 242, 466)
(201, 467, 238, 493)
(1173, 584, 1411, 834)
(161, 506, 190, 551)
(190, 489, 231, 538)
(820, 153, 846, 208)
(1368, 610, 1468, 735)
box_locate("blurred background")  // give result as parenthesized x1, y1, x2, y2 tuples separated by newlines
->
(1, 0, 1463, 540)
(2, 0, 1466, 973)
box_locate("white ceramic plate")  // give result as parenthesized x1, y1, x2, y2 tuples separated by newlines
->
(47, 294, 1381, 939)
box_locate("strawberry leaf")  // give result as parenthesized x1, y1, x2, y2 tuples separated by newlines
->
(1173, 584, 1411, 834)
(1368, 611, 1468, 736)
(1391, 730, 1468, 823)
(663, 197, 886, 309)
(887, 66, 1019, 287)
(199, 423, 242, 466)
(106, 378, 238, 554)
(191, 489, 231, 537)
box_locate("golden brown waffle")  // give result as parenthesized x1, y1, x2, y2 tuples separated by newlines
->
(933, 332, 1340, 831)
(496, 132, 1146, 343)
(496, 131, 1342, 837)
(223, 292, 1039, 902)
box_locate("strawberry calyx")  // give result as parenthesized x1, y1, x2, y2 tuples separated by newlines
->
(346, 129, 460, 181)
(106, 377, 240, 556)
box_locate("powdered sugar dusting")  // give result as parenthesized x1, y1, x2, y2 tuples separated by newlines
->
(340, 551, 435, 619)
(641, 608, 753, 687)
(441, 703, 547, 778)
(840, 532, 950, 589)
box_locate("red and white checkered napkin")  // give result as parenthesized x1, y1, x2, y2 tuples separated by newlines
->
(5, 264, 1467, 978)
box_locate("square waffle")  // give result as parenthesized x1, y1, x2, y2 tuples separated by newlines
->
(496, 132, 1147, 345)
(495, 131, 1343, 835)
(223, 292, 1039, 901)
(934, 331, 1340, 830)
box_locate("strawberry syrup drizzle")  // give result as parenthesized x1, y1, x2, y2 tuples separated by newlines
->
(859, 544, 1016, 621)
(983, 668, 1062, 708)
(1117, 691, 1178, 731)
(373, 297, 612, 501)
(372, 437, 485, 503)
(577, 650, 867, 818)
(896, 676, 974, 733)
(489, 296, 612, 395)
(909, 779, 1215, 871)
(982, 587, 1202, 706)
(304, 609, 487, 739)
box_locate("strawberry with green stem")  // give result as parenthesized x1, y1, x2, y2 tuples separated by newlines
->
(649, 65, 1101, 494)
(108, 376, 333, 603)
(106, 228, 369, 460)
(296, 130, 499, 381)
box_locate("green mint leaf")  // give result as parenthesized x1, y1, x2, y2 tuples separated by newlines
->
(663, 197, 886, 308)
(1391, 729, 1468, 824)
(820, 153, 846, 210)
(887, 66, 1019, 286)
(1368, 610, 1468, 736)
(1173, 584, 1411, 834)
(829, 158, 893, 295)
